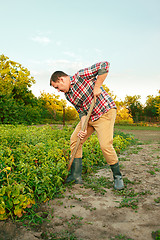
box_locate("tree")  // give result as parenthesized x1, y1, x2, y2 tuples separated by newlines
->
(124, 95, 143, 122)
(0, 54, 38, 124)
(102, 84, 133, 124)
(39, 92, 67, 121)
(39, 92, 79, 122)
(102, 84, 117, 100)
(0, 55, 35, 101)
(144, 90, 160, 121)
(115, 102, 133, 125)
(65, 106, 79, 121)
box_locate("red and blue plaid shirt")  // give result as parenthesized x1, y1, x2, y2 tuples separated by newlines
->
(65, 61, 116, 121)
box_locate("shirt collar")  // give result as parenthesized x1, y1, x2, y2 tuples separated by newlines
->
(69, 76, 75, 85)
(65, 76, 75, 97)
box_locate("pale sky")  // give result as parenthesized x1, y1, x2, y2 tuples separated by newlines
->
(1, 0, 160, 105)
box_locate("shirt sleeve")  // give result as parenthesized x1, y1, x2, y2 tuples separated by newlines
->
(79, 111, 86, 119)
(74, 105, 87, 120)
(77, 61, 110, 80)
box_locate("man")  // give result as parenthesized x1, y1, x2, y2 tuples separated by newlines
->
(50, 61, 124, 190)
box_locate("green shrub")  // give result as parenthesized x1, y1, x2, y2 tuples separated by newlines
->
(0, 124, 136, 220)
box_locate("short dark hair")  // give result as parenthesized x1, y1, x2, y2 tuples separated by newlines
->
(50, 71, 68, 86)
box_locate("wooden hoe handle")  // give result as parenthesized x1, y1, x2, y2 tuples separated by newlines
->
(67, 99, 95, 172)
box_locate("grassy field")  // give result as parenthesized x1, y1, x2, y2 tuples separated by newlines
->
(115, 125, 160, 131)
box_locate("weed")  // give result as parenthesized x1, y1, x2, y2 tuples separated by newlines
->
(71, 214, 83, 221)
(152, 230, 160, 240)
(123, 177, 136, 185)
(115, 188, 138, 197)
(115, 185, 152, 209)
(65, 214, 83, 230)
(68, 194, 82, 201)
(15, 203, 50, 228)
(153, 163, 158, 166)
(118, 197, 139, 209)
(154, 197, 160, 203)
(82, 204, 96, 211)
(138, 190, 152, 196)
(136, 146, 143, 150)
(132, 149, 139, 154)
(41, 230, 80, 240)
(85, 221, 93, 225)
(110, 234, 134, 240)
(56, 200, 63, 206)
(147, 170, 156, 175)
(155, 168, 160, 172)
(119, 163, 125, 169)
(70, 205, 75, 208)
(152, 148, 160, 153)
(119, 157, 130, 161)
(84, 175, 113, 194)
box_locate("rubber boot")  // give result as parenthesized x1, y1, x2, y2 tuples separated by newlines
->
(110, 162, 124, 190)
(66, 158, 83, 184)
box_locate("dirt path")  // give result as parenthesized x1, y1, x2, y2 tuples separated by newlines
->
(0, 130, 160, 240)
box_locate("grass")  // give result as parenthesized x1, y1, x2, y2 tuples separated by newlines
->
(41, 230, 80, 240)
(15, 203, 50, 228)
(110, 235, 134, 240)
(115, 125, 160, 131)
(118, 197, 139, 209)
(154, 197, 160, 203)
(83, 169, 153, 210)
(152, 230, 160, 240)
(83, 175, 112, 195)
(39, 213, 84, 240)
(147, 170, 156, 175)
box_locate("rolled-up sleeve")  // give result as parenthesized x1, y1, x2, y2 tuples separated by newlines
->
(98, 68, 108, 75)
(98, 62, 110, 75)
(77, 61, 110, 80)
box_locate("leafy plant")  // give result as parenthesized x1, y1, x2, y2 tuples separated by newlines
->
(154, 197, 160, 203)
(118, 197, 139, 209)
(0, 124, 136, 220)
(0, 167, 35, 220)
(152, 230, 160, 240)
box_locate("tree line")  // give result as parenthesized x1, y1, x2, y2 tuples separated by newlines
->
(0, 55, 159, 125)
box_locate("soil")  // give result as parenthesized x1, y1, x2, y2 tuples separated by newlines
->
(0, 129, 160, 240)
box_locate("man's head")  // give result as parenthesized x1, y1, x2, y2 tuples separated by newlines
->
(50, 71, 70, 93)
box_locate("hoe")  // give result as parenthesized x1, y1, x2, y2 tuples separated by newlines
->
(65, 99, 95, 181)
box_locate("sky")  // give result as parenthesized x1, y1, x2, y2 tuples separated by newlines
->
(0, 0, 160, 105)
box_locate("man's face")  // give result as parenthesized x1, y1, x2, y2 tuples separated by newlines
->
(51, 77, 70, 93)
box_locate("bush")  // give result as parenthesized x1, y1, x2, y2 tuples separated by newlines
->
(115, 106, 133, 125)
(0, 124, 136, 220)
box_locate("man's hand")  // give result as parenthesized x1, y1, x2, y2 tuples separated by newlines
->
(93, 86, 102, 102)
(77, 129, 87, 140)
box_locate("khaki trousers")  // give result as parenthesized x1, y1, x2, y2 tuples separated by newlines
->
(70, 109, 118, 165)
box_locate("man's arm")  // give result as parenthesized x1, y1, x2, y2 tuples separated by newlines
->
(77, 61, 110, 80)
(77, 115, 87, 140)
(78, 71, 107, 139)
(77, 62, 109, 139)
(93, 72, 108, 102)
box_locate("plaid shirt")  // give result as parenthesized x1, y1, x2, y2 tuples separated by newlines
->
(65, 61, 116, 121)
